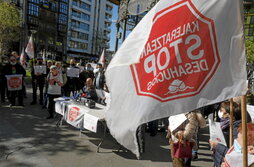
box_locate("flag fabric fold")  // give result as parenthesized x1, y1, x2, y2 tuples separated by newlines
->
(105, 0, 247, 158)
(98, 49, 106, 67)
(25, 35, 35, 59)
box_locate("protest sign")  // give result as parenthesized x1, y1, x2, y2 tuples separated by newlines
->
(168, 114, 187, 132)
(6, 74, 23, 91)
(208, 114, 227, 146)
(83, 113, 99, 133)
(34, 65, 46, 74)
(66, 67, 80, 78)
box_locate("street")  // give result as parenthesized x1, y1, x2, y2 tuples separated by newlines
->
(0, 86, 214, 167)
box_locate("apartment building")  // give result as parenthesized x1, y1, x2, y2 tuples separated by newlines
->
(67, 0, 113, 60)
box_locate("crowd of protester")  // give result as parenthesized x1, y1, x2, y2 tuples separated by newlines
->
(0, 51, 107, 119)
(1, 51, 254, 166)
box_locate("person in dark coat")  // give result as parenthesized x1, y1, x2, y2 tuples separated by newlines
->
(64, 59, 80, 96)
(82, 78, 98, 102)
(31, 57, 46, 105)
(2, 56, 26, 106)
(0, 55, 9, 102)
(94, 63, 105, 90)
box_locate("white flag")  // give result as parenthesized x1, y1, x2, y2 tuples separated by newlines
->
(25, 36, 34, 59)
(105, 0, 247, 157)
(98, 49, 106, 67)
(20, 48, 26, 66)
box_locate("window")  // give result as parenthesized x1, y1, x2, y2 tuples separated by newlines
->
(251, 16, 254, 24)
(249, 27, 254, 36)
(72, 0, 78, 6)
(81, 13, 90, 21)
(79, 32, 88, 40)
(71, 31, 78, 38)
(80, 23, 89, 31)
(29, 0, 39, 4)
(61, 0, 68, 3)
(59, 14, 67, 24)
(106, 5, 112, 12)
(72, 10, 81, 18)
(81, 2, 90, 11)
(28, 16, 38, 25)
(50, 2, 56, 11)
(60, 2, 68, 14)
(28, 3, 39, 16)
(71, 21, 79, 28)
(69, 41, 88, 50)
(58, 25, 67, 32)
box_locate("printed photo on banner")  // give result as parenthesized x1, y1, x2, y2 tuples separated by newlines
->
(34, 65, 46, 74)
(208, 113, 227, 146)
(66, 67, 80, 78)
(5, 74, 23, 91)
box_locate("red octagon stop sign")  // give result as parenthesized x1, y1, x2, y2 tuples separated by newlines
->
(130, 0, 220, 102)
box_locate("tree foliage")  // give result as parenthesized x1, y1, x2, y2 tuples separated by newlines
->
(246, 39, 254, 64)
(0, 0, 21, 55)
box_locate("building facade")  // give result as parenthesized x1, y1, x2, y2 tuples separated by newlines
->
(67, 0, 113, 61)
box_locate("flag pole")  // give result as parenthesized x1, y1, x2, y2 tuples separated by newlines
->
(229, 98, 234, 147)
(241, 95, 248, 167)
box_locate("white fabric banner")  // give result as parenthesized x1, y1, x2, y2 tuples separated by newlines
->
(83, 113, 99, 133)
(6, 75, 23, 91)
(66, 104, 84, 129)
(105, 0, 246, 157)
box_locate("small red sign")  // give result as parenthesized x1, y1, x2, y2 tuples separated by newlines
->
(68, 107, 80, 122)
(8, 77, 22, 89)
(131, 0, 220, 102)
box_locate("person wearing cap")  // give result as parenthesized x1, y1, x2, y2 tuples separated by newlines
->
(2, 55, 26, 106)
(31, 57, 46, 105)
(46, 65, 63, 119)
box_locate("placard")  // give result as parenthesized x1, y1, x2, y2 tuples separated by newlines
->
(5, 74, 23, 91)
(34, 65, 46, 74)
(168, 113, 187, 132)
(208, 113, 227, 146)
(66, 105, 84, 128)
(66, 67, 80, 78)
(247, 105, 254, 123)
(83, 113, 99, 133)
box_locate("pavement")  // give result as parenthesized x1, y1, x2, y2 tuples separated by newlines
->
(0, 86, 214, 167)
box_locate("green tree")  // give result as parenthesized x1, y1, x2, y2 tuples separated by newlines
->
(246, 39, 254, 64)
(0, 0, 21, 56)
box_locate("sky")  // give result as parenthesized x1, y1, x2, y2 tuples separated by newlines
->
(109, 4, 119, 51)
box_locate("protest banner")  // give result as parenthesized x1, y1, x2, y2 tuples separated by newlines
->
(66, 67, 80, 78)
(66, 105, 84, 129)
(34, 65, 47, 74)
(105, 0, 247, 158)
(83, 113, 99, 133)
(5, 74, 23, 91)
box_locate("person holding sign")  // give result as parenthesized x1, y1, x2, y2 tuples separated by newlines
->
(168, 110, 206, 167)
(31, 57, 46, 105)
(65, 59, 80, 96)
(209, 101, 252, 167)
(46, 65, 63, 119)
(3, 56, 26, 106)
